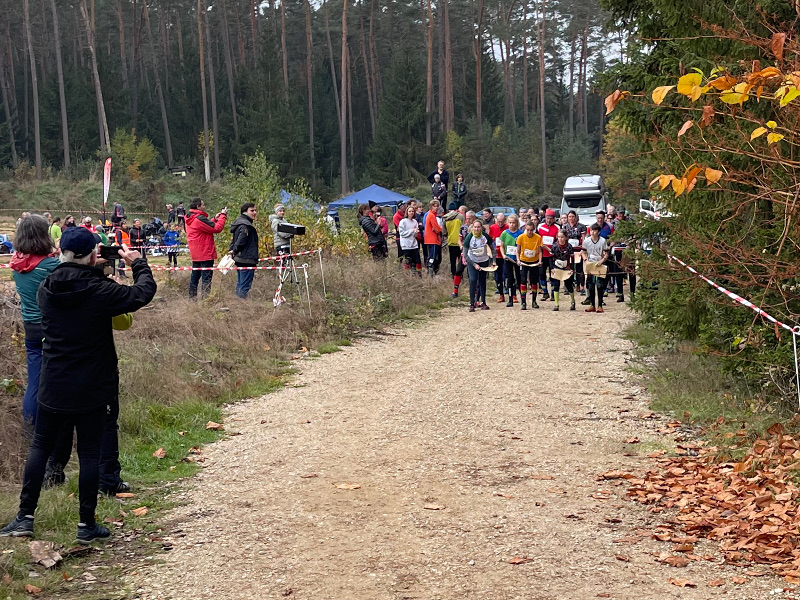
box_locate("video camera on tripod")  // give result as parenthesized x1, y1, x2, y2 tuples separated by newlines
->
(277, 222, 306, 238)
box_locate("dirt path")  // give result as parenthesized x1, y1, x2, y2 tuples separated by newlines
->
(130, 302, 788, 600)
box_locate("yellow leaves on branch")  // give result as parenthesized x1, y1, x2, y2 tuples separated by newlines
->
(604, 89, 630, 115)
(652, 85, 675, 105)
(720, 82, 751, 105)
(648, 165, 723, 198)
(676, 73, 706, 101)
(751, 120, 784, 145)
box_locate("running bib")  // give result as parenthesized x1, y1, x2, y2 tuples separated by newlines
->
(506, 246, 517, 256)
(568, 239, 579, 248)
(523, 249, 537, 258)
(496, 239, 502, 247)
(542, 235, 554, 246)
(472, 245, 487, 257)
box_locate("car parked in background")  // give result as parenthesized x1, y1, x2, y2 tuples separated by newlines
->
(487, 206, 516, 216)
(560, 174, 607, 227)
(639, 198, 672, 220)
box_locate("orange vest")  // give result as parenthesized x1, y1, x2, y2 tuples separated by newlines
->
(116, 229, 131, 246)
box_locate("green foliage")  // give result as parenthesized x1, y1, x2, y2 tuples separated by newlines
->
(110, 129, 159, 180)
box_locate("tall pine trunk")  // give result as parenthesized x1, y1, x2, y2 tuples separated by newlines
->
(49, 0, 69, 169)
(443, 0, 454, 132)
(522, 1, 529, 126)
(0, 43, 18, 167)
(324, 0, 341, 128)
(304, 0, 315, 177)
(116, 0, 129, 92)
(80, 0, 110, 152)
(424, 0, 433, 146)
(220, 0, 239, 143)
(359, 9, 376, 137)
(368, 0, 381, 99)
(280, 0, 289, 102)
(568, 31, 576, 141)
(198, 0, 210, 182)
(142, 0, 173, 166)
(250, 0, 259, 66)
(537, 0, 547, 193)
(24, 0, 41, 179)
(204, 3, 220, 178)
(340, 0, 349, 194)
(475, 0, 484, 137)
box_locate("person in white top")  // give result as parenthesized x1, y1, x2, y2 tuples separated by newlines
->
(398, 205, 422, 275)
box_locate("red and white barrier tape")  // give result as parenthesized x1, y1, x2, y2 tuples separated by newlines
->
(668, 254, 798, 334)
(119, 264, 310, 272)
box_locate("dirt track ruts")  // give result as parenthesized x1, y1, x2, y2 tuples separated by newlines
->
(129, 302, 789, 600)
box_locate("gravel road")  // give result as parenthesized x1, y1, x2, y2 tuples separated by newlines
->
(129, 302, 792, 600)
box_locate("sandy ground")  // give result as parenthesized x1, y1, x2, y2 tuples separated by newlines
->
(128, 300, 795, 600)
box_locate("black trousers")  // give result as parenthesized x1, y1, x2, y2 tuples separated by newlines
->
(403, 247, 422, 272)
(19, 406, 106, 524)
(519, 264, 539, 293)
(505, 261, 519, 295)
(587, 275, 607, 308)
(189, 260, 214, 298)
(448, 245, 461, 276)
(494, 256, 505, 294)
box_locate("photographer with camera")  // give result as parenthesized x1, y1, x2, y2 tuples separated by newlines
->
(269, 204, 293, 255)
(229, 203, 259, 299)
(185, 198, 228, 299)
(0, 227, 156, 544)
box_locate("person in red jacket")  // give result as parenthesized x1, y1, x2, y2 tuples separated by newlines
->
(185, 198, 228, 299)
(424, 200, 443, 276)
(537, 209, 560, 301)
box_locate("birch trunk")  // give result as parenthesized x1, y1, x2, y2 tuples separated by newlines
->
(49, 0, 70, 169)
(340, 0, 349, 194)
(204, 3, 220, 178)
(220, 0, 239, 142)
(198, 0, 210, 182)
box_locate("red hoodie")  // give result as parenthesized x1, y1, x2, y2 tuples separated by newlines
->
(185, 209, 227, 261)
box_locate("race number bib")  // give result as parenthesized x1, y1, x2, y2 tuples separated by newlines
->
(472, 245, 487, 257)
(542, 235, 554, 246)
(496, 239, 502, 247)
(523, 249, 537, 258)
(568, 238, 579, 247)
(506, 246, 517, 256)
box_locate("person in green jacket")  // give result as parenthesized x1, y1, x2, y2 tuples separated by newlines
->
(45, 213, 62, 243)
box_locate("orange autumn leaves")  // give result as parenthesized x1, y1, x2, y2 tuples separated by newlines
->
(649, 165, 722, 197)
(624, 423, 800, 583)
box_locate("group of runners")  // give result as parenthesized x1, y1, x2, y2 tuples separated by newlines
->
(377, 197, 636, 314)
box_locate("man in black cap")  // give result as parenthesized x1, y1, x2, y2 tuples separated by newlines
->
(0, 227, 156, 544)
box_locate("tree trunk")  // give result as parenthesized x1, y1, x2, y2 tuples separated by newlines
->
(443, 0, 454, 132)
(130, 0, 141, 128)
(250, 0, 259, 66)
(80, 0, 110, 152)
(340, 0, 349, 194)
(347, 44, 353, 159)
(160, 8, 169, 91)
(204, 4, 220, 178)
(198, 0, 210, 182)
(437, 4, 444, 131)
(219, 0, 239, 143)
(522, 1, 529, 126)
(568, 30, 575, 140)
(234, 1, 246, 65)
(305, 0, 315, 177)
(580, 21, 589, 135)
(280, 0, 289, 101)
(142, 0, 173, 166)
(475, 0, 484, 137)
(0, 43, 18, 167)
(324, 0, 341, 127)
(23, 0, 41, 178)
(116, 0, 129, 92)
(537, 0, 547, 193)
(368, 0, 381, 99)
(424, 0, 433, 146)
(46, 0, 69, 169)
(359, 9, 376, 137)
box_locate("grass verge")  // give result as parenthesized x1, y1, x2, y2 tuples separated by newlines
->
(0, 255, 454, 598)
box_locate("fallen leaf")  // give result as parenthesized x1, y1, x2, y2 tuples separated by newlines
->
(24, 584, 42, 595)
(205, 421, 224, 431)
(115, 492, 136, 499)
(132, 507, 148, 517)
(508, 556, 533, 564)
(744, 570, 765, 577)
(615, 555, 630, 562)
(667, 577, 696, 587)
(494, 493, 514, 499)
(624, 437, 640, 444)
(119, 510, 128, 518)
(153, 447, 166, 459)
(597, 595, 611, 599)
(423, 503, 446, 510)
(731, 576, 747, 585)
(103, 518, 124, 528)
(708, 579, 725, 587)
(61, 572, 73, 582)
(334, 483, 361, 490)
(661, 556, 690, 568)
(28, 541, 62, 569)
(300, 474, 318, 479)
(177, 431, 186, 436)
(677, 120, 694, 138)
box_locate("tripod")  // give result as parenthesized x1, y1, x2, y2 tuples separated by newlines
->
(274, 237, 303, 306)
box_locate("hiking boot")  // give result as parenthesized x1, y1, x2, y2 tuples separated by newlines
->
(480, 303, 490, 310)
(553, 305, 559, 311)
(100, 481, 131, 497)
(0, 515, 34, 538)
(617, 295, 625, 303)
(570, 301, 576, 311)
(581, 298, 591, 306)
(521, 302, 527, 311)
(531, 300, 539, 309)
(469, 304, 476, 312)
(597, 306, 605, 313)
(540, 293, 550, 301)
(506, 300, 513, 308)
(585, 306, 596, 313)
(76, 523, 111, 545)
(451, 292, 459, 298)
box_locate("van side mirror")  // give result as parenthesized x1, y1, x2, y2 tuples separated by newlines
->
(640, 200, 652, 212)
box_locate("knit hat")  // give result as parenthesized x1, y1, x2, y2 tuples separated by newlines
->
(274, 204, 286, 212)
(60, 226, 97, 258)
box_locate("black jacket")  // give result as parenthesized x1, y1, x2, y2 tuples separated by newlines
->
(452, 182, 467, 205)
(359, 215, 385, 247)
(229, 214, 259, 265)
(37, 259, 157, 414)
(427, 169, 450, 187)
(129, 226, 146, 246)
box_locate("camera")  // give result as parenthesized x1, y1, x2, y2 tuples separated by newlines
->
(99, 245, 124, 260)
(277, 223, 306, 237)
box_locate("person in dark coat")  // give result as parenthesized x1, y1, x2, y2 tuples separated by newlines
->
(428, 160, 450, 207)
(452, 173, 467, 207)
(0, 227, 156, 544)
(229, 203, 260, 299)
(358, 203, 387, 260)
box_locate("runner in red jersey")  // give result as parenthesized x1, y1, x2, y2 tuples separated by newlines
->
(537, 209, 560, 302)
(488, 213, 509, 303)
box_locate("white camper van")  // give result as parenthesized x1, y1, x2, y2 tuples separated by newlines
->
(560, 174, 607, 227)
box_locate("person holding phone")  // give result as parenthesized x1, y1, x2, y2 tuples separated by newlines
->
(185, 198, 228, 298)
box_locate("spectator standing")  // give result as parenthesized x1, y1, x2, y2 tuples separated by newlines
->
(269, 204, 293, 254)
(398, 204, 422, 275)
(63, 215, 76, 229)
(79, 217, 96, 232)
(111, 202, 125, 226)
(48, 217, 62, 243)
(176, 202, 187, 230)
(444, 205, 466, 278)
(424, 200, 443, 275)
(185, 198, 228, 299)
(129, 219, 146, 255)
(166, 204, 176, 225)
(427, 160, 450, 207)
(431, 175, 447, 205)
(0, 227, 155, 543)
(163, 224, 181, 268)
(115, 221, 131, 277)
(357, 204, 388, 260)
(452, 174, 467, 208)
(229, 203, 260, 299)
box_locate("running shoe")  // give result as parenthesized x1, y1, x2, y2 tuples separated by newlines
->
(570, 301, 576, 311)
(585, 306, 596, 313)
(531, 300, 540, 309)
(581, 298, 591, 306)
(521, 302, 527, 311)
(506, 300, 513, 308)
(480, 303, 490, 310)
(469, 304, 476, 312)
(0, 515, 33, 538)
(597, 306, 605, 313)
(76, 523, 111, 545)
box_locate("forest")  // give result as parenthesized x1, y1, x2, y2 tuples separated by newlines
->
(0, 0, 612, 201)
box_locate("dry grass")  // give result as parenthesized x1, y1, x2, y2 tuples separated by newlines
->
(0, 255, 452, 483)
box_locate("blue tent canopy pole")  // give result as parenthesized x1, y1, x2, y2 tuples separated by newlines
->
(328, 184, 412, 210)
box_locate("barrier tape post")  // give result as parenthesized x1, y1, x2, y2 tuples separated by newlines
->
(302, 265, 312, 317)
(669, 254, 800, 410)
(317, 248, 327, 298)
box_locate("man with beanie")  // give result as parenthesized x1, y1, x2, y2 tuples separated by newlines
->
(269, 204, 293, 253)
(185, 198, 228, 299)
(0, 227, 156, 544)
(229, 203, 259, 299)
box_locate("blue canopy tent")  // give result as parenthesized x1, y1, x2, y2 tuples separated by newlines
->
(328, 185, 412, 212)
(280, 189, 319, 212)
